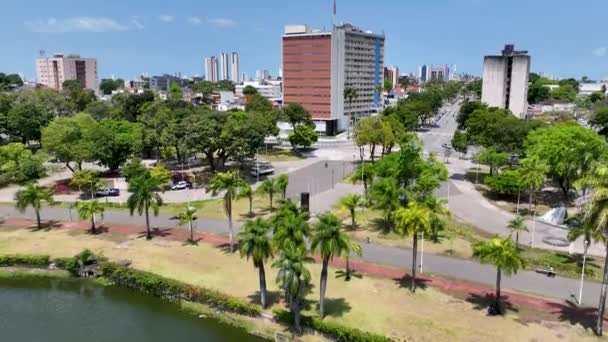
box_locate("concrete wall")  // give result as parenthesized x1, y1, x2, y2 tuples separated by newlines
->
(481, 56, 506, 109)
(508, 55, 530, 118)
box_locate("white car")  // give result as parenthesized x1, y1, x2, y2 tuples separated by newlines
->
(170, 181, 192, 191)
(250, 165, 274, 177)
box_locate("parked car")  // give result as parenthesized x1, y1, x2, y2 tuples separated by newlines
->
(95, 188, 120, 197)
(250, 164, 275, 177)
(170, 181, 192, 191)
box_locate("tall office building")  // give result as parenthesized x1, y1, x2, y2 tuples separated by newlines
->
(255, 69, 270, 81)
(384, 66, 399, 90)
(282, 23, 385, 135)
(241, 72, 249, 82)
(428, 64, 450, 82)
(418, 65, 427, 82)
(230, 52, 239, 83)
(220, 53, 229, 80)
(481, 44, 530, 118)
(205, 56, 218, 82)
(36, 54, 99, 92)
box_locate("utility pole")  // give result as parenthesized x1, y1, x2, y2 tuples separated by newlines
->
(578, 239, 589, 305)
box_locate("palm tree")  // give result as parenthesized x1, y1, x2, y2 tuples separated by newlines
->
(519, 158, 547, 213)
(260, 177, 278, 211)
(343, 86, 358, 139)
(127, 172, 163, 240)
(276, 174, 289, 201)
(271, 201, 310, 250)
(272, 243, 312, 333)
(238, 183, 254, 217)
(351, 163, 375, 200)
(370, 177, 401, 228)
(207, 171, 247, 250)
(472, 237, 526, 313)
(76, 200, 105, 234)
(576, 165, 608, 335)
(423, 195, 449, 242)
(343, 239, 362, 282)
(566, 214, 598, 287)
(507, 215, 528, 249)
(310, 212, 351, 319)
(238, 218, 273, 308)
(177, 206, 197, 242)
(14, 183, 54, 230)
(395, 202, 433, 292)
(340, 193, 364, 230)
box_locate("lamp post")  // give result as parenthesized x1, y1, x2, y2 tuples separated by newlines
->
(578, 239, 589, 305)
(531, 208, 537, 247)
(420, 232, 424, 274)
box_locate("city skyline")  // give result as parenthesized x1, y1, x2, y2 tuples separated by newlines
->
(2, 0, 608, 81)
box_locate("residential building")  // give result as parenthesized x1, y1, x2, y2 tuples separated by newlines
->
(384, 65, 399, 90)
(230, 52, 240, 83)
(428, 64, 450, 82)
(149, 74, 182, 91)
(255, 69, 270, 81)
(124, 77, 146, 94)
(241, 72, 249, 83)
(282, 23, 385, 135)
(235, 80, 282, 100)
(579, 82, 608, 96)
(205, 56, 218, 82)
(36, 54, 99, 92)
(220, 53, 229, 80)
(481, 44, 531, 118)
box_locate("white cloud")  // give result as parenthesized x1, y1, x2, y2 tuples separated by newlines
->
(187, 17, 202, 26)
(208, 18, 236, 28)
(159, 15, 174, 23)
(131, 16, 144, 29)
(593, 47, 607, 57)
(25, 17, 130, 33)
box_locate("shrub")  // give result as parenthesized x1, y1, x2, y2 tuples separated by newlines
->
(52, 257, 80, 276)
(273, 309, 392, 342)
(98, 262, 261, 316)
(0, 254, 50, 267)
(484, 169, 524, 195)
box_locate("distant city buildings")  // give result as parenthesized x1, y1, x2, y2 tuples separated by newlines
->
(282, 23, 385, 135)
(481, 44, 531, 118)
(235, 80, 282, 100)
(417, 64, 450, 82)
(384, 66, 399, 90)
(149, 74, 183, 91)
(205, 56, 218, 82)
(418, 65, 427, 82)
(230, 52, 240, 83)
(241, 72, 249, 82)
(255, 69, 270, 81)
(220, 53, 229, 81)
(36, 53, 99, 93)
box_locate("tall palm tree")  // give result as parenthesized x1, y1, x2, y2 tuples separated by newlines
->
(507, 215, 528, 249)
(127, 172, 163, 240)
(14, 183, 55, 230)
(207, 171, 247, 250)
(310, 212, 351, 319)
(423, 195, 449, 242)
(395, 202, 433, 292)
(519, 158, 547, 212)
(238, 183, 254, 217)
(343, 86, 358, 139)
(472, 237, 526, 313)
(260, 177, 278, 211)
(238, 218, 273, 308)
(276, 174, 289, 201)
(272, 243, 312, 333)
(271, 201, 310, 250)
(76, 200, 105, 234)
(340, 193, 364, 230)
(177, 206, 197, 242)
(343, 238, 362, 282)
(576, 165, 608, 335)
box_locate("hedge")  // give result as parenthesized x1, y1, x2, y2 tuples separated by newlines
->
(273, 309, 392, 342)
(0, 254, 51, 267)
(98, 262, 261, 316)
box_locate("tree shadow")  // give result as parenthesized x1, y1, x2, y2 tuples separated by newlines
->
(239, 212, 257, 219)
(369, 217, 392, 234)
(546, 300, 604, 332)
(465, 292, 518, 314)
(136, 227, 172, 239)
(89, 225, 109, 235)
(247, 290, 282, 307)
(29, 220, 62, 231)
(393, 275, 429, 290)
(315, 297, 352, 318)
(215, 243, 237, 254)
(335, 269, 363, 281)
(182, 238, 202, 246)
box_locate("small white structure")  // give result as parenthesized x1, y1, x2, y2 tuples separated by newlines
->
(540, 207, 566, 226)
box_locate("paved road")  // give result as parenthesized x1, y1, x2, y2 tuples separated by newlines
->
(0, 204, 603, 307)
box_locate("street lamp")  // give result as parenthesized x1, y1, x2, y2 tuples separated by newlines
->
(420, 232, 425, 274)
(578, 239, 589, 305)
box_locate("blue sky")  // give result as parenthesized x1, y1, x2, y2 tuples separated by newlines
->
(1, 0, 607, 81)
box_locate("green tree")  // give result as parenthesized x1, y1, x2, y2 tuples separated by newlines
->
(519, 158, 548, 212)
(343, 86, 358, 138)
(527, 82, 550, 104)
(0, 73, 23, 91)
(395, 202, 433, 292)
(207, 171, 247, 250)
(451, 130, 468, 158)
(177, 205, 197, 242)
(14, 183, 55, 230)
(242, 85, 258, 96)
(70, 169, 104, 198)
(351, 163, 375, 199)
(99, 78, 124, 95)
(150, 165, 172, 188)
(589, 92, 605, 104)
(0, 143, 46, 185)
(485, 169, 525, 196)
(127, 171, 163, 240)
(271, 200, 310, 250)
(238, 183, 254, 217)
(423, 195, 449, 242)
(62, 80, 96, 111)
(340, 193, 364, 229)
(472, 237, 526, 312)
(370, 177, 401, 228)
(121, 158, 147, 181)
(457, 101, 487, 130)
(94, 119, 143, 173)
(168, 81, 183, 100)
(507, 215, 528, 249)
(550, 84, 577, 102)
(238, 218, 274, 308)
(245, 93, 272, 113)
(465, 107, 532, 153)
(276, 174, 289, 201)
(590, 107, 608, 138)
(7, 92, 52, 145)
(272, 243, 312, 333)
(474, 147, 508, 175)
(310, 212, 352, 318)
(383, 79, 393, 93)
(260, 177, 278, 211)
(41, 113, 98, 172)
(76, 200, 105, 234)
(288, 124, 318, 152)
(354, 116, 393, 162)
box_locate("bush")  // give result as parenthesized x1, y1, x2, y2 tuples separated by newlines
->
(98, 262, 261, 316)
(0, 254, 50, 267)
(484, 169, 524, 195)
(52, 257, 80, 276)
(273, 309, 392, 342)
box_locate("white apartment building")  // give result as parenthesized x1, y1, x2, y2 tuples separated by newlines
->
(205, 56, 218, 82)
(220, 53, 229, 81)
(230, 52, 240, 83)
(235, 80, 282, 100)
(36, 54, 98, 92)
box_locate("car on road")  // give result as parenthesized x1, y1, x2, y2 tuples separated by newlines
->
(170, 181, 192, 191)
(95, 188, 120, 197)
(250, 164, 275, 177)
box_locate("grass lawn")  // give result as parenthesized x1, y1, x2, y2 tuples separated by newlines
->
(0, 225, 600, 341)
(258, 147, 305, 162)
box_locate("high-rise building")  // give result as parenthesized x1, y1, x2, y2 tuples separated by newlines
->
(230, 52, 239, 83)
(255, 69, 270, 81)
(418, 65, 427, 82)
(384, 66, 399, 90)
(36, 54, 99, 92)
(481, 44, 530, 118)
(428, 65, 450, 82)
(282, 23, 385, 135)
(205, 56, 218, 82)
(220, 53, 229, 80)
(241, 72, 249, 83)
